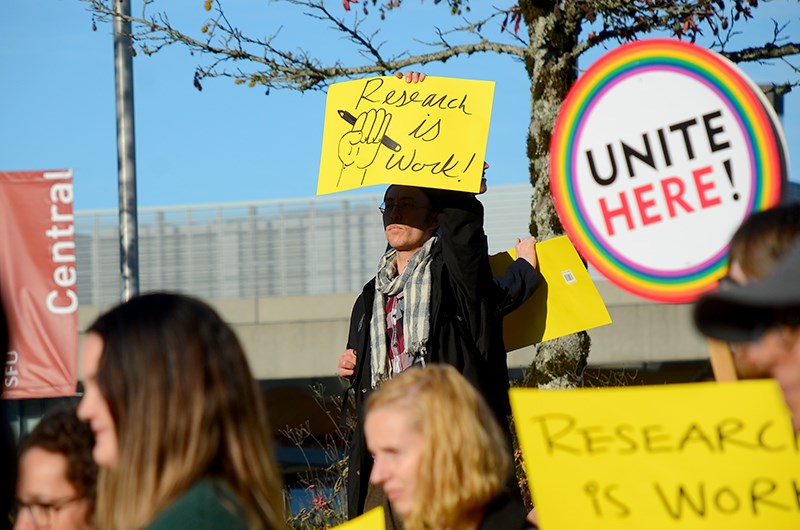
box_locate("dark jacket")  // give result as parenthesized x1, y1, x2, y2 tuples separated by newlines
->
(479, 492, 536, 530)
(145, 478, 255, 530)
(344, 190, 541, 517)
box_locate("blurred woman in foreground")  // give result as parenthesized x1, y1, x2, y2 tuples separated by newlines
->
(77, 292, 286, 530)
(364, 364, 534, 530)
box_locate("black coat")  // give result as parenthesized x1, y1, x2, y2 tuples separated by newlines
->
(479, 492, 536, 530)
(344, 190, 542, 517)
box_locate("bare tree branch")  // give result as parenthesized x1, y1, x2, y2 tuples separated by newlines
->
(724, 41, 800, 62)
(84, 0, 525, 91)
(85, 0, 800, 91)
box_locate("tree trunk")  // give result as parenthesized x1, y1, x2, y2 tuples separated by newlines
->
(519, 1, 590, 388)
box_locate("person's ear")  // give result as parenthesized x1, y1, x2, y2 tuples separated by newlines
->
(430, 211, 440, 230)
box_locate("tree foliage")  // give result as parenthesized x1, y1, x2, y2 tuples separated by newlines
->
(85, 0, 800, 388)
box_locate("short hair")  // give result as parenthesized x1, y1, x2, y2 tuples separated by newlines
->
(19, 406, 96, 518)
(383, 184, 441, 213)
(728, 203, 800, 279)
(87, 292, 285, 530)
(365, 365, 510, 530)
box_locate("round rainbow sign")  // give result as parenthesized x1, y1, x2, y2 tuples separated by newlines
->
(550, 39, 787, 303)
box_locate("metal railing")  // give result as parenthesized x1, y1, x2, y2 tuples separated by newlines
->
(74, 185, 535, 307)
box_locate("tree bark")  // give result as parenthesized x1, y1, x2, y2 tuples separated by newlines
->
(520, 1, 590, 388)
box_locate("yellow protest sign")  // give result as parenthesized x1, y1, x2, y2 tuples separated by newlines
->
(510, 380, 800, 530)
(331, 507, 385, 530)
(489, 235, 611, 350)
(317, 76, 494, 195)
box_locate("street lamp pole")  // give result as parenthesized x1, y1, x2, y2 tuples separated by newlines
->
(113, 0, 140, 301)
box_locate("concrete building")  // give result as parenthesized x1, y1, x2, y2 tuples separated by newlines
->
(74, 181, 772, 384)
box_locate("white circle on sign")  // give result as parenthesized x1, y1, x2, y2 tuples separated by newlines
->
(572, 69, 753, 274)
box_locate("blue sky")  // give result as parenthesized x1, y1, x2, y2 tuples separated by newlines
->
(1, 1, 798, 211)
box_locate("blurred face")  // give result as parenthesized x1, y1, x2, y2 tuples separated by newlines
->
(76, 333, 119, 468)
(751, 326, 800, 431)
(14, 448, 90, 530)
(365, 404, 424, 517)
(382, 186, 438, 253)
(726, 260, 770, 379)
(725, 260, 800, 429)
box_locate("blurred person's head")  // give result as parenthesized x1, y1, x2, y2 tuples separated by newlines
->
(364, 364, 510, 530)
(76, 292, 285, 530)
(14, 406, 95, 530)
(721, 204, 800, 379)
(727, 203, 800, 282)
(695, 239, 800, 430)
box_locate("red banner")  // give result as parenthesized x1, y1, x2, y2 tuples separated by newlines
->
(0, 170, 78, 399)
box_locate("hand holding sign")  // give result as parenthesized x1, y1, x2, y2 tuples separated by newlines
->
(515, 236, 538, 268)
(489, 236, 611, 349)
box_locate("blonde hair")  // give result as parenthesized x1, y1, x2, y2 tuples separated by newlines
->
(365, 365, 510, 530)
(88, 293, 286, 530)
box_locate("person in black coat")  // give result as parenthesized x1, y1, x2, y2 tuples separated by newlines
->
(337, 180, 541, 520)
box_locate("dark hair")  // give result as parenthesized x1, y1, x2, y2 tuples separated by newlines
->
(87, 292, 285, 529)
(384, 184, 442, 213)
(728, 203, 800, 279)
(19, 406, 97, 518)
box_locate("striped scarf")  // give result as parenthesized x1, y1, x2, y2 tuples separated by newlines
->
(369, 236, 437, 388)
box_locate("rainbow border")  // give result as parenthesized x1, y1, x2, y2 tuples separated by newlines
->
(550, 39, 784, 303)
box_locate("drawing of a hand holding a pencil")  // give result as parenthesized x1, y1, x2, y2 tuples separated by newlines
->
(337, 107, 400, 186)
(335, 71, 426, 188)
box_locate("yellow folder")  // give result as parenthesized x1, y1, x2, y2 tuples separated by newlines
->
(331, 507, 385, 529)
(489, 235, 611, 350)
